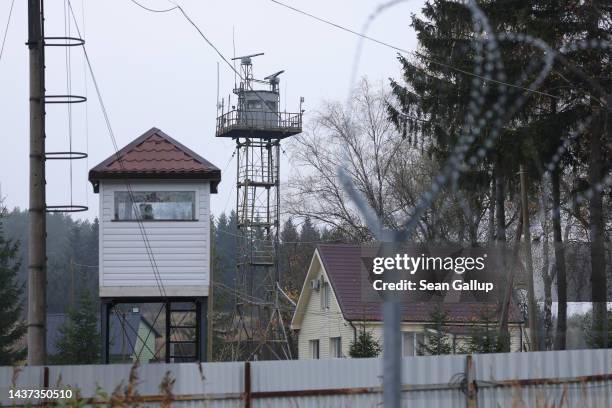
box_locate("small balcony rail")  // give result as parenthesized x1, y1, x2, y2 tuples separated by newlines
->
(216, 110, 302, 139)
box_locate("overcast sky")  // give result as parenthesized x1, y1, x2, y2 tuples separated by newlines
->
(0, 0, 424, 221)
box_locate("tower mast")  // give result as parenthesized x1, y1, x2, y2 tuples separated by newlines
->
(216, 54, 302, 360)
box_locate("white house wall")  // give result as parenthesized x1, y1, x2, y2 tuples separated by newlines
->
(99, 180, 210, 297)
(297, 260, 355, 359)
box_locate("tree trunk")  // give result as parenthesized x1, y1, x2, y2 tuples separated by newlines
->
(539, 184, 553, 350)
(488, 173, 496, 242)
(551, 167, 567, 350)
(590, 113, 608, 348)
(495, 159, 506, 242)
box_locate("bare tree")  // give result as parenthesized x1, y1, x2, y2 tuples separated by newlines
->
(286, 79, 404, 241)
(287, 78, 491, 243)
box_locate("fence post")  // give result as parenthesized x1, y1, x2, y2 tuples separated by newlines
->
(244, 361, 251, 408)
(42, 366, 49, 407)
(466, 355, 477, 408)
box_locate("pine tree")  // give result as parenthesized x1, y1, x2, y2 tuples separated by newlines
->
(464, 313, 508, 354)
(0, 205, 26, 365)
(349, 324, 382, 358)
(418, 308, 452, 355)
(54, 289, 101, 364)
(295, 217, 320, 288)
(583, 309, 612, 349)
(389, 0, 610, 350)
(214, 211, 237, 293)
(279, 218, 300, 291)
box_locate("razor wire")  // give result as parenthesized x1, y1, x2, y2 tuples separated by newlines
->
(336, 1, 611, 406)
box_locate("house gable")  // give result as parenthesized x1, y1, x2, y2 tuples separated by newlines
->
(291, 248, 345, 329)
(291, 249, 355, 359)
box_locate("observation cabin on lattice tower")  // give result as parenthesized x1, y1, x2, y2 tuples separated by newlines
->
(215, 53, 303, 360)
(215, 53, 303, 140)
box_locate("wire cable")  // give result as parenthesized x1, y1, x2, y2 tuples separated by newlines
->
(0, 0, 15, 65)
(267, 0, 558, 99)
(63, 0, 74, 206)
(130, 0, 284, 119)
(82, 0, 90, 208)
(70, 1, 212, 358)
(215, 224, 345, 244)
(129, 0, 177, 13)
(66, 1, 192, 360)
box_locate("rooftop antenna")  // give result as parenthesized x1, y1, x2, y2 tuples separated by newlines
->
(232, 53, 264, 91)
(264, 70, 284, 93)
(231, 52, 265, 62)
(216, 61, 221, 112)
(232, 26, 237, 89)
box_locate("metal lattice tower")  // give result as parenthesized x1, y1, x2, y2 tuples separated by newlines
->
(216, 53, 302, 360)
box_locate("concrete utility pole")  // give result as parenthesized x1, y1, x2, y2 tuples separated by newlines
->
(520, 165, 538, 351)
(27, 0, 47, 365)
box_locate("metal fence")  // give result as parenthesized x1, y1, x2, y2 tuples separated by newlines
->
(1, 349, 610, 407)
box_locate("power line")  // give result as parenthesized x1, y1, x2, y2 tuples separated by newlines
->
(128, 0, 177, 13)
(214, 224, 345, 244)
(0, 0, 16, 64)
(66, 1, 167, 300)
(66, 0, 192, 359)
(63, 0, 74, 206)
(129, 0, 284, 119)
(267, 0, 558, 99)
(81, 0, 89, 208)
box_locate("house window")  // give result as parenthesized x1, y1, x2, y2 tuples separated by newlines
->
(320, 281, 330, 310)
(330, 337, 342, 358)
(114, 191, 196, 221)
(309, 339, 320, 359)
(402, 332, 424, 357)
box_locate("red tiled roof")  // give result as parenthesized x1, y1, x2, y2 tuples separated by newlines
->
(316, 244, 523, 324)
(89, 127, 221, 192)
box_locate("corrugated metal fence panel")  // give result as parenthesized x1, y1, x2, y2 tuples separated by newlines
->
(474, 349, 612, 407)
(251, 358, 383, 408)
(0, 366, 45, 406)
(1, 350, 610, 407)
(249, 355, 466, 408)
(251, 358, 382, 391)
(401, 354, 466, 408)
(49, 361, 245, 408)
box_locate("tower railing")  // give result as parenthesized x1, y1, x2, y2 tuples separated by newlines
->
(216, 110, 302, 137)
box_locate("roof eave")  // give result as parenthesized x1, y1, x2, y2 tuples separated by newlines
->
(88, 171, 221, 193)
(291, 248, 324, 330)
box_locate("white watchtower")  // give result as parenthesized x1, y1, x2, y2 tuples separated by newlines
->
(89, 127, 221, 363)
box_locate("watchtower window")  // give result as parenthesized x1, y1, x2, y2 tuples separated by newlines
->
(114, 191, 196, 221)
(247, 100, 263, 110)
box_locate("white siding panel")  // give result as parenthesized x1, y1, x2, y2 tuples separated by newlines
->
(104, 259, 207, 267)
(99, 180, 211, 296)
(104, 254, 207, 262)
(104, 240, 205, 249)
(103, 266, 206, 273)
(103, 234, 207, 242)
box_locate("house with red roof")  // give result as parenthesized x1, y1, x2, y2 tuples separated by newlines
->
(290, 244, 526, 359)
